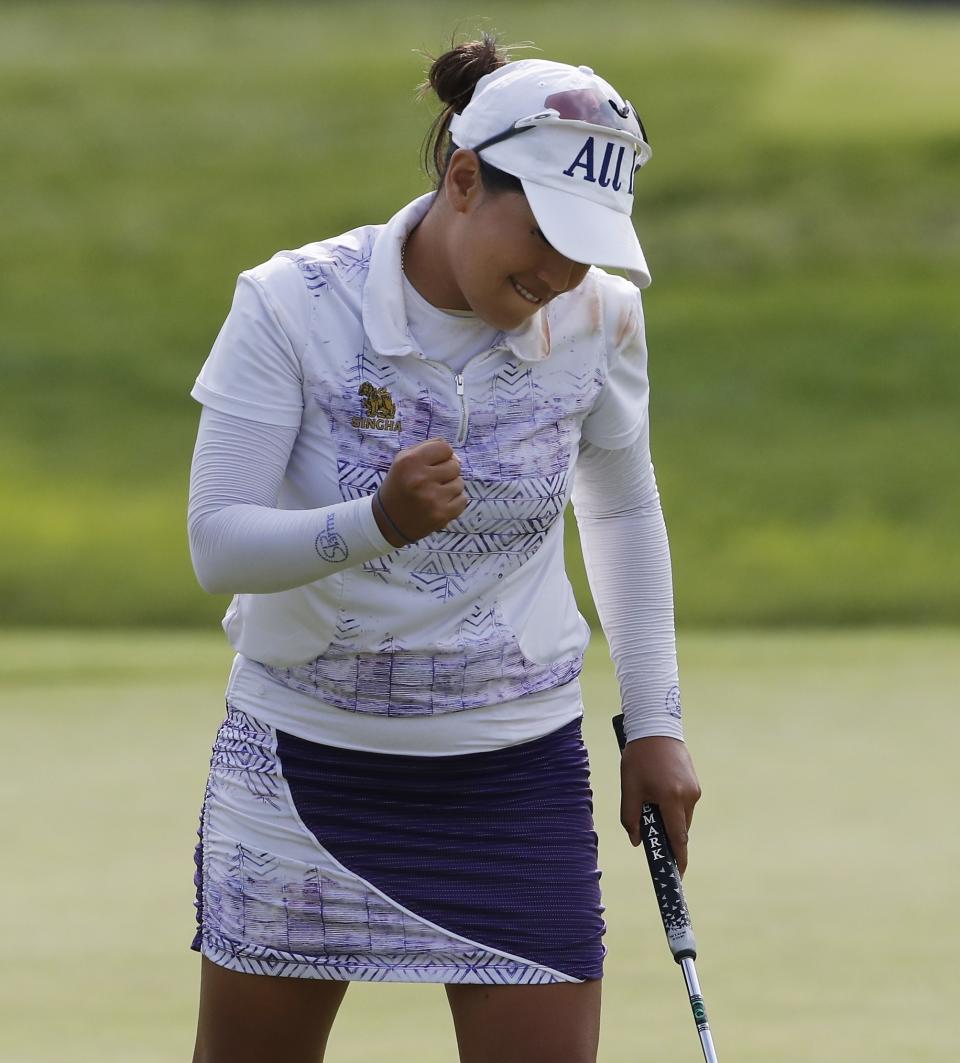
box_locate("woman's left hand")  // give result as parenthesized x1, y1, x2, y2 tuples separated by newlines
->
(619, 736, 702, 877)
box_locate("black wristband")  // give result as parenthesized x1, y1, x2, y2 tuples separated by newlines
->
(374, 488, 416, 545)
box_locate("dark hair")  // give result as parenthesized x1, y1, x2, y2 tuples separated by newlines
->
(420, 32, 524, 194)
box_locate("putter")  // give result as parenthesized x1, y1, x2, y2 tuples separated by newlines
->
(612, 713, 720, 1063)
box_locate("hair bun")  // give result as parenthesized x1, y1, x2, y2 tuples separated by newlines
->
(427, 33, 508, 113)
(420, 32, 511, 183)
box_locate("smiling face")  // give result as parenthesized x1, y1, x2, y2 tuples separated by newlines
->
(438, 151, 592, 330)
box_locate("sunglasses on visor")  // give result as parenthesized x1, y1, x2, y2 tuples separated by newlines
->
(470, 88, 651, 161)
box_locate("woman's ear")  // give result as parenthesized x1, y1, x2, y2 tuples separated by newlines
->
(444, 149, 484, 215)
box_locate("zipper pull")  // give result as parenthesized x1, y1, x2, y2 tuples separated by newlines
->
(455, 373, 464, 396)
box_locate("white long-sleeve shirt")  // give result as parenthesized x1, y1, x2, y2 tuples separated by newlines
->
(188, 193, 683, 753)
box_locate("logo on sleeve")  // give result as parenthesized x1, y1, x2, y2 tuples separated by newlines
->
(315, 512, 349, 563)
(666, 685, 682, 719)
(352, 381, 402, 431)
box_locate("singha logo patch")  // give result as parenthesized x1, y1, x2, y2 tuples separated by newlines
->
(352, 381, 402, 431)
(359, 381, 396, 418)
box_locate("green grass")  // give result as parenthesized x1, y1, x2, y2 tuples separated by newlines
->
(1, 0, 959, 627)
(2, 628, 957, 1061)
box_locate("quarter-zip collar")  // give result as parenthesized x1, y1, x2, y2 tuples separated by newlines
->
(362, 193, 554, 364)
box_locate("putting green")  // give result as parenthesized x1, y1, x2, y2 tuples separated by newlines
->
(1, 628, 955, 1061)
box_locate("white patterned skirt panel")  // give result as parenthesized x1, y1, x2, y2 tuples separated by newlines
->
(192, 707, 603, 984)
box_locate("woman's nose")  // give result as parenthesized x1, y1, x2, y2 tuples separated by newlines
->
(537, 256, 574, 293)
(537, 251, 586, 294)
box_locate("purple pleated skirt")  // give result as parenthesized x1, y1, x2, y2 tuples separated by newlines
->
(191, 705, 605, 984)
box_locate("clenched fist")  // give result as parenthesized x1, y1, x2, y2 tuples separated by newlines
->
(373, 438, 467, 547)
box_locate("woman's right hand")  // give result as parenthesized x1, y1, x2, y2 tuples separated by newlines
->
(373, 438, 467, 547)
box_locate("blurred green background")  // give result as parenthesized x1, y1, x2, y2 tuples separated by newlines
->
(2, 0, 958, 629)
(2, 3, 959, 1062)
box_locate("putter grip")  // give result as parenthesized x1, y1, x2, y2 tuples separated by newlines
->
(612, 713, 698, 962)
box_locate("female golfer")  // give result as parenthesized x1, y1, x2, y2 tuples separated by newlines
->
(187, 36, 701, 1063)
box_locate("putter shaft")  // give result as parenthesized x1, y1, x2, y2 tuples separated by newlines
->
(680, 955, 719, 1063)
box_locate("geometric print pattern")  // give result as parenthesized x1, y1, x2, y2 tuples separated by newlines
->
(319, 339, 601, 605)
(409, 469, 570, 597)
(200, 935, 571, 984)
(192, 708, 578, 984)
(291, 238, 373, 297)
(335, 462, 572, 600)
(198, 842, 574, 984)
(263, 601, 583, 716)
(333, 457, 574, 597)
(277, 243, 603, 717)
(208, 706, 281, 808)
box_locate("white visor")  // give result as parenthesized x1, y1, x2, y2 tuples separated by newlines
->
(448, 60, 653, 288)
(521, 176, 651, 288)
